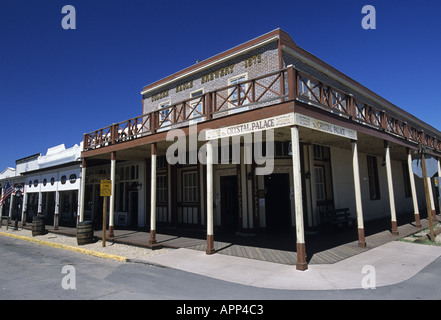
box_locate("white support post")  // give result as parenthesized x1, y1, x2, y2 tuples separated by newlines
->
(438, 158, 441, 215)
(385, 141, 398, 235)
(206, 140, 215, 255)
(9, 194, 14, 219)
(407, 148, 421, 227)
(109, 152, 116, 237)
(352, 140, 366, 247)
(79, 159, 87, 223)
(0, 187, 4, 219)
(427, 176, 436, 220)
(149, 143, 157, 245)
(54, 186, 60, 230)
(37, 185, 43, 217)
(291, 126, 307, 271)
(21, 188, 27, 226)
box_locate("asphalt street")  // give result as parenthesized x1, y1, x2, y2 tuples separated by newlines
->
(1, 235, 441, 303)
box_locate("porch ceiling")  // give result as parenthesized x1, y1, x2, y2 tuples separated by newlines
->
(294, 126, 409, 162)
(86, 127, 411, 164)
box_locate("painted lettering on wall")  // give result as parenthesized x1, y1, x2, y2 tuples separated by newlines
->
(149, 53, 264, 100)
(151, 90, 169, 102)
(244, 54, 262, 68)
(201, 65, 235, 84)
(176, 80, 193, 93)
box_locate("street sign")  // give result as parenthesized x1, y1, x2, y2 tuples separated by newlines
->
(100, 180, 112, 197)
(99, 179, 112, 247)
(412, 155, 438, 178)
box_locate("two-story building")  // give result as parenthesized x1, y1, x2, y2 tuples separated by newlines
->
(80, 29, 441, 270)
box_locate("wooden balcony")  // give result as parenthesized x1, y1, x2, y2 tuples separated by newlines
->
(83, 66, 441, 155)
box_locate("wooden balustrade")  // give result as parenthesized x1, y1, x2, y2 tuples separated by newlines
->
(83, 66, 440, 154)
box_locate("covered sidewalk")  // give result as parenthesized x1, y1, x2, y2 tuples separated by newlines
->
(16, 211, 438, 266)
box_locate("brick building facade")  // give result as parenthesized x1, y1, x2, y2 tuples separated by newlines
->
(81, 29, 441, 270)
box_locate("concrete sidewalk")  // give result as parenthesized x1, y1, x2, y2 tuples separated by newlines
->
(3, 220, 441, 291)
(139, 240, 441, 290)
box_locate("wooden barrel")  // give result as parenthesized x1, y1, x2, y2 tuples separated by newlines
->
(32, 215, 46, 236)
(76, 221, 94, 245)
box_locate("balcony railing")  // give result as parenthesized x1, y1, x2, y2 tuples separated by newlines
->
(83, 66, 441, 153)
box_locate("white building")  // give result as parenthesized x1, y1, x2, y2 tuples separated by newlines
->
(0, 143, 82, 228)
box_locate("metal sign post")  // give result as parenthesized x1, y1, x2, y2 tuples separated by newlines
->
(100, 180, 112, 247)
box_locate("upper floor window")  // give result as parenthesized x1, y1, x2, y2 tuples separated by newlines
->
(189, 89, 204, 124)
(158, 100, 171, 131)
(228, 74, 248, 114)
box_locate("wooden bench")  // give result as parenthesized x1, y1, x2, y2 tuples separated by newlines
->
(320, 208, 356, 231)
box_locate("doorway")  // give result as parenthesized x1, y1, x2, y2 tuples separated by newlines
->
(129, 191, 138, 227)
(265, 173, 291, 233)
(220, 175, 239, 233)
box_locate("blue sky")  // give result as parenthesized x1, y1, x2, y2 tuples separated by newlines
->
(0, 0, 440, 171)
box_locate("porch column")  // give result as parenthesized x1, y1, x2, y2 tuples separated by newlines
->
(21, 188, 27, 226)
(206, 140, 215, 254)
(351, 140, 366, 247)
(427, 176, 436, 220)
(9, 194, 14, 219)
(109, 151, 116, 237)
(37, 190, 43, 216)
(291, 126, 307, 271)
(384, 141, 398, 235)
(407, 148, 421, 227)
(54, 185, 60, 230)
(438, 157, 441, 215)
(79, 158, 87, 223)
(0, 187, 4, 219)
(149, 143, 157, 245)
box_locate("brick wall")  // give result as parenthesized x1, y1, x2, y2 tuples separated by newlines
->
(142, 40, 280, 115)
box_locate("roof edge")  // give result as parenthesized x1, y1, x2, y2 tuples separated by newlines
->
(140, 28, 284, 95)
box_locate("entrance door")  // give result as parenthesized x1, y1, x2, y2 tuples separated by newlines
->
(220, 176, 239, 233)
(265, 173, 291, 233)
(129, 191, 138, 227)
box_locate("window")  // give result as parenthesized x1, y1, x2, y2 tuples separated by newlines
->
(314, 166, 326, 201)
(313, 145, 330, 161)
(183, 172, 198, 202)
(157, 175, 167, 203)
(274, 141, 291, 158)
(367, 155, 381, 200)
(228, 74, 248, 114)
(158, 101, 171, 130)
(189, 89, 204, 124)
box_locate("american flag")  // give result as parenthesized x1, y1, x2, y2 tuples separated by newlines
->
(0, 181, 14, 206)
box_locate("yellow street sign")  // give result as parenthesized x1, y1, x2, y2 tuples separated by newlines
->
(100, 180, 112, 197)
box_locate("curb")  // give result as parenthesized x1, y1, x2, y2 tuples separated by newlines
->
(0, 231, 128, 263)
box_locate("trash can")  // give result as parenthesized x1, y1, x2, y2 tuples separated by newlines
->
(76, 221, 94, 245)
(32, 215, 46, 236)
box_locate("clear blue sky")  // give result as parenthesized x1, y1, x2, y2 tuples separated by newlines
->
(1, 0, 440, 171)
